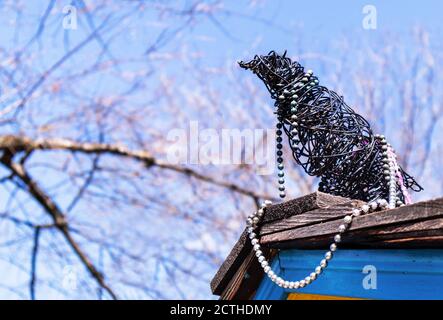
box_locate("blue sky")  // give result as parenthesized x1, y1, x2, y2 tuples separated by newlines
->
(184, 0, 443, 64)
(0, 0, 442, 299)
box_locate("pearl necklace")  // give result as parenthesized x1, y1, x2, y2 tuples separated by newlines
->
(247, 121, 410, 290)
(247, 197, 389, 289)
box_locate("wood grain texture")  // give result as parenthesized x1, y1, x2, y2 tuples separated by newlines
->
(261, 192, 334, 223)
(260, 198, 364, 235)
(210, 229, 251, 295)
(211, 191, 338, 295)
(220, 248, 276, 300)
(261, 197, 443, 248)
(211, 193, 443, 299)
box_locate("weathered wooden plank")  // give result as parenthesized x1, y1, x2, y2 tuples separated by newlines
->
(265, 220, 443, 249)
(212, 194, 443, 299)
(211, 191, 343, 295)
(210, 229, 251, 295)
(260, 198, 364, 235)
(261, 192, 349, 223)
(342, 218, 443, 247)
(219, 249, 256, 300)
(220, 248, 275, 300)
(367, 236, 443, 248)
(261, 197, 443, 248)
(366, 217, 443, 235)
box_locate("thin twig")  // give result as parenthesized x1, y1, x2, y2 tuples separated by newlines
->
(0, 154, 118, 300)
(30, 227, 41, 300)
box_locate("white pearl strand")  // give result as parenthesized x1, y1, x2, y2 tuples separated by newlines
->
(387, 147, 402, 209)
(246, 198, 388, 289)
(246, 135, 404, 290)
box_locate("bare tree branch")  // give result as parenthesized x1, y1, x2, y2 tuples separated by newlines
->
(0, 152, 117, 300)
(30, 227, 41, 300)
(0, 135, 274, 201)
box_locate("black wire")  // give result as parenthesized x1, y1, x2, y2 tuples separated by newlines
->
(239, 51, 423, 202)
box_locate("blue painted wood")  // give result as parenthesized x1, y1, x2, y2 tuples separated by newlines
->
(254, 249, 443, 300)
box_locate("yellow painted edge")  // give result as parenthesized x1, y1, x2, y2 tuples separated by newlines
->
(287, 293, 364, 300)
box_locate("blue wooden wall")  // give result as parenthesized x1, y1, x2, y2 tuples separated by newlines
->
(254, 249, 443, 300)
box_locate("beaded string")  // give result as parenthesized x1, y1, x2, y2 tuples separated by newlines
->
(246, 139, 404, 289)
(239, 51, 422, 203)
(247, 198, 388, 289)
(239, 51, 420, 289)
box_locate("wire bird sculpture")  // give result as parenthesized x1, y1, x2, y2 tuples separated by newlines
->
(239, 51, 422, 204)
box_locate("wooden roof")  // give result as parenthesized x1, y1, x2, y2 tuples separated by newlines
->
(211, 191, 443, 299)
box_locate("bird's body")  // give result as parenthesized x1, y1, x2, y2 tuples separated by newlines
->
(239, 51, 422, 203)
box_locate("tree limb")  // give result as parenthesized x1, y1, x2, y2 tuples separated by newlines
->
(0, 154, 118, 300)
(0, 135, 274, 202)
(30, 227, 40, 300)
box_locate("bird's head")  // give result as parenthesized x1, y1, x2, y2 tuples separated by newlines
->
(238, 51, 304, 96)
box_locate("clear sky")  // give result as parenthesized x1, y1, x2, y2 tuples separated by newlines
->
(0, 0, 442, 299)
(182, 0, 443, 64)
